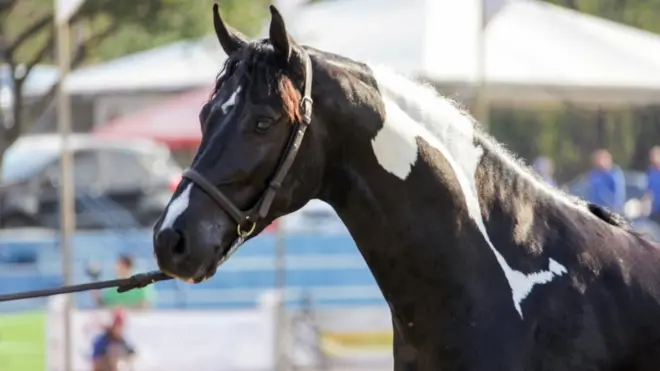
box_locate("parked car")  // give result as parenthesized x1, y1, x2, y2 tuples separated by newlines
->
(0, 134, 182, 229)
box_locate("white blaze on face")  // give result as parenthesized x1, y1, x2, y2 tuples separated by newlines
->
(221, 86, 241, 114)
(368, 64, 567, 319)
(159, 183, 193, 232)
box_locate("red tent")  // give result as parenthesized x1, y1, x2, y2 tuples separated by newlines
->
(94, 87, 211, 149)
(263, 219, 279, 233)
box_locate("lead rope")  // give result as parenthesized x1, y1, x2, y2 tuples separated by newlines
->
(0, 270, 172, 302)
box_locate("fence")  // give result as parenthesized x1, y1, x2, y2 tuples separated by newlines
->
(46, 290, 394, 371)
(0, 200, 395, 370)
(0, 229, 386, 312)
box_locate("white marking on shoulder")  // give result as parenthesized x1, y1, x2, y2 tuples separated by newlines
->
(367, 64, 568, 318)
(159, 183, 192, 232)
(221, 86, 241, 114)
(371, 99, 419, 179)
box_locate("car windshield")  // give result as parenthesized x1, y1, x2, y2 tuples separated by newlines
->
(1, 147, 58, 183)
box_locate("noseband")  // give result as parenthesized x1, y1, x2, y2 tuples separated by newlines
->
(182, 51, 314, 240)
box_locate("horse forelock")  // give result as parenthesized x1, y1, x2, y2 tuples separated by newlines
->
(210, 41, 302, 124)
(278, 76, 302, 123)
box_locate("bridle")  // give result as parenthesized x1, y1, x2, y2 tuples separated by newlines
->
(182, 50, 314, 241)
(0, 52, 315, 304)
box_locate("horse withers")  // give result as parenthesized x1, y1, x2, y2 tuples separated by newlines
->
(152, 4, 660, 370)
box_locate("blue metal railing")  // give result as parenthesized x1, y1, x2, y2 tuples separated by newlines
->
(0, 230, 385, 312)
(0, 191, 384, 312)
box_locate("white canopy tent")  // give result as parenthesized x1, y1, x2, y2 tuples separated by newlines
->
(287, 0, 660, 106)
(63, 0, 660, 106)
(64, 36, 225, 94)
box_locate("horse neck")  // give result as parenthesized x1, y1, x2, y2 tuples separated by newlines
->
(315, 75, 485, 298)
(314, 63, 573, 317)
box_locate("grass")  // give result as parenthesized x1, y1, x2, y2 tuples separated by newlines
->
(0, 311, 46, 371)
(0, 311, 393, 370)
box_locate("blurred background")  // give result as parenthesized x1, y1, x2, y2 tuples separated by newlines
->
(3, 0, 660, 370)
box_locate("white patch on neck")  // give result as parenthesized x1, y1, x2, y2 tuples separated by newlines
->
(371, 100, 419, 179)
(221, 86, 241, 114)
(159, 183, 192, 232)
(368, 64, 567, 319)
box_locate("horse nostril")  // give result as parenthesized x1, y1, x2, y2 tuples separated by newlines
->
(172, 236, 187, 258)
(157, 228, 187, 261)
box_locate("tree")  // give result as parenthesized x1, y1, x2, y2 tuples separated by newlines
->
(0, 0, 268, 179)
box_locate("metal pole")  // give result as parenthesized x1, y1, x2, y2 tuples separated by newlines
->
(56, 15, 76, 371)
(473, 0, 489, 131)
(274, 221, 288, 371)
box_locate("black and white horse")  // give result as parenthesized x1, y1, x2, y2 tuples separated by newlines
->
(152, 5, 660, 370)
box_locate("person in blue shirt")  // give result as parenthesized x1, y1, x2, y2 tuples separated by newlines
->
(645, 146, 660, 224)
(587, 149, 626, 214)
(91, 309, 136, 371)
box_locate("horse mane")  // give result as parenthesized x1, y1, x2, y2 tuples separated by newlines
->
(210, 41, 302, 123)
(365, 64, 632, 230)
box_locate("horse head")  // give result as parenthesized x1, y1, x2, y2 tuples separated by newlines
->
(152, 4, 331, 281)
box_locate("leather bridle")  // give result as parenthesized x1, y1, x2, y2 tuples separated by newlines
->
(0, 42, 318, 305)
(182, 50, 314, 242)
(0, 55, 313, 302)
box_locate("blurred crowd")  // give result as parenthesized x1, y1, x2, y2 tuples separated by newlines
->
(533, 146, 660, 225)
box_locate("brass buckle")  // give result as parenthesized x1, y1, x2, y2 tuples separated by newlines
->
(236, 218, 257, 238)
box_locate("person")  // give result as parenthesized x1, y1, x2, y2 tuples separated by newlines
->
(645, 146, 660, 224)
(587, 149, 626, 214)
(91, 309, 136, 371)
(532, 156, 556, 186)
(92, 254, 155, 309)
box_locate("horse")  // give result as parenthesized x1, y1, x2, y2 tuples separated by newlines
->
(152, 4, 660, 370)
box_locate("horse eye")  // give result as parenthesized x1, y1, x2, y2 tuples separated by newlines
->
(255, 119, 273, 132)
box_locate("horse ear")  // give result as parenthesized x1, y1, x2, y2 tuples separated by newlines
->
(213, 2, 248, 56)
(269, 5, 293, 62)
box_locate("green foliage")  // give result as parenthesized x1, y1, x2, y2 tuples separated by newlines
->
(545, 0, 660, 34)
(484, 0, 660, 181)
(1, 0, 269, 65)
(77, 0, 269, 63)
(490, 106, 642, 181)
